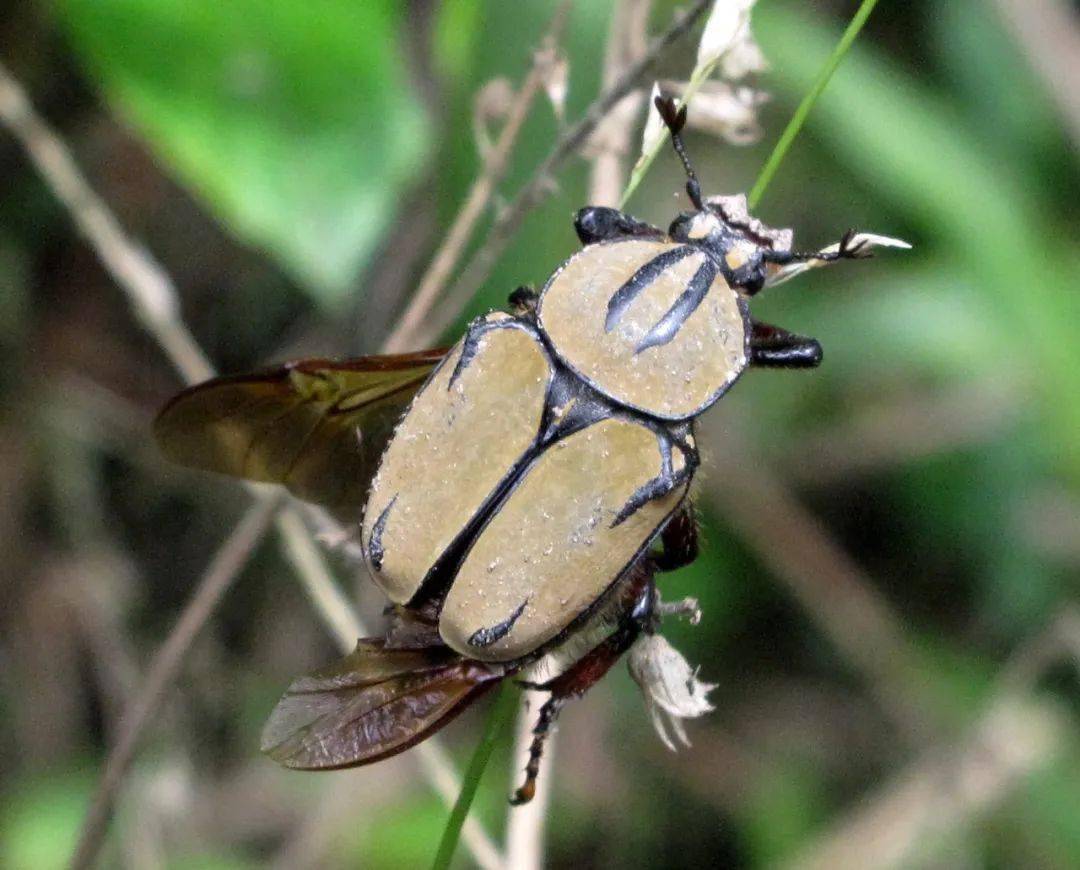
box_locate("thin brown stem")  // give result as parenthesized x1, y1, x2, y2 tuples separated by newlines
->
(383, 0, 572, 354)
(68, 495, 280, 870)
(786, 606, 1080, 870)
(413, 0, 713, 349)
(0, 61, 213, 385)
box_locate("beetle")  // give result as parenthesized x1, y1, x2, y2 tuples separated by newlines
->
(155, 97, 884, 803)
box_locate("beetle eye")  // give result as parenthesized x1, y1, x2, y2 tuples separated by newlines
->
(668, 214, 693, 240)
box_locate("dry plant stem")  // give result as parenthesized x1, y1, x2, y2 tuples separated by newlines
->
(588, 0, 653, 210)
(383, 0, 572, 354)
(415, 0, 713, 349)
(0, 61, 213, 385)
(69, 496, 281, 870)
(778, 377, 1022, 485)
(504, 694, 557, 870)
(786, 606, 1080, 870)
(0, 59, 503, 869)
(275, 511, 503, 870)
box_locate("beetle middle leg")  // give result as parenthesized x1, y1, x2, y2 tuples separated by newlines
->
(574, 206, 664, 245)
(749, 319, 823, 369)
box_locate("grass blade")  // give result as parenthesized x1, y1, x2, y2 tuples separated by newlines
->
(431, 683, 519, 870)
(747, 0, 882, 208)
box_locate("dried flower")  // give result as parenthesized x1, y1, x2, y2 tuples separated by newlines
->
(696, 0, 759, 71)
(628, 633, 717, 751)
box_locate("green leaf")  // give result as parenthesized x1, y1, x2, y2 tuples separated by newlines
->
(52, 0, 430, 304)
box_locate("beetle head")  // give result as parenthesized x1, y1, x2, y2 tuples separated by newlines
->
(656, 95, 793, 294)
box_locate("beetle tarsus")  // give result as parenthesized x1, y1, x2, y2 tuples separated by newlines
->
(510, 695, 565, 805)
(765, 228, 873, 266)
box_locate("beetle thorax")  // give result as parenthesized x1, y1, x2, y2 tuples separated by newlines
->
(537, 237, 750, 421)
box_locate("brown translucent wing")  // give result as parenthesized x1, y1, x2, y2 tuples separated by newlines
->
(260, 639, 501, 769)
(154, 350, 446, 522)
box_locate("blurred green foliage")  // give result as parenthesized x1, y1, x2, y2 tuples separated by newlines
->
(54, 0, 429, 301)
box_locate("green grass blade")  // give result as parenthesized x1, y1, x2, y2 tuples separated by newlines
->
(431, 683, 519, 870)
(747, 0, 881, 208)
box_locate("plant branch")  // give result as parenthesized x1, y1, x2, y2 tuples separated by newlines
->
(0, 61, 213, 385)
(413, 0, 713, 349)
(69, 495, 280, 870)
(383, 0, 572, 354)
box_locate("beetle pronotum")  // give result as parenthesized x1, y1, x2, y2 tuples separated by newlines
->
(155, 97, 896, 803)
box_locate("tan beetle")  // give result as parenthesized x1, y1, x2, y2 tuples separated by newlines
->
(155, 98, 888, 803)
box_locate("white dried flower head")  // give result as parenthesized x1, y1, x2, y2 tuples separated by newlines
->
(766, 233, 913, 288)
(628, 633, 717, 752)
(535, 41, 568, 124)
(696, 0, 759, 73)
(668, 79, 768, 146)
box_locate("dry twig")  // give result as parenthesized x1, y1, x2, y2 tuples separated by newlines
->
(413, 0, 714, 349)
(504, 5, 654, 867)
(69, 496, 281, 870)
(383, 0, 572, 354)
(786, 606, 1080, 870)
(702, 423, 935, 739)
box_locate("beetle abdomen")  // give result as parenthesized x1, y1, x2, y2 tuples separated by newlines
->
(362, 314, 553, 605)
(438, 416, 690, 662)
(537, 239, 749, 420)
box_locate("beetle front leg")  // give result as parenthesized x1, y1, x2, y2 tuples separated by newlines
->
(764, 228, 873, 267)
(750, 320, 822, 369)
(574, 206, 664, 246)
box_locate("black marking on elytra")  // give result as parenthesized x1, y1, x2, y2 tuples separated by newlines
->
(611, 436, 677, 528)
(448, 324, 485, 391)
(610, 430, 699, 528)
(468, 598, 528, 647)
(605, 246, 695, 333)
(367, 494, 396, 572)
(635, 258, 716, 353)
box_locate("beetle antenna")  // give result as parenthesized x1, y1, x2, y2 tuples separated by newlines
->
(654, 94, 705, 211)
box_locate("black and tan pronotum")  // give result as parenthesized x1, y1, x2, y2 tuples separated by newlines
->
(155, 98, 888, 803)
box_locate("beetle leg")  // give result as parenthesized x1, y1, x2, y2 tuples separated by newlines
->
(763, 227, 873, 266)
(509, 694, 565, 805)
(511, 572, 656, 804)
(654, 502, 698, 572)
(749, 319, 823, 369)
(574, 206, 664, 245)
(507, 285, 539, 314)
